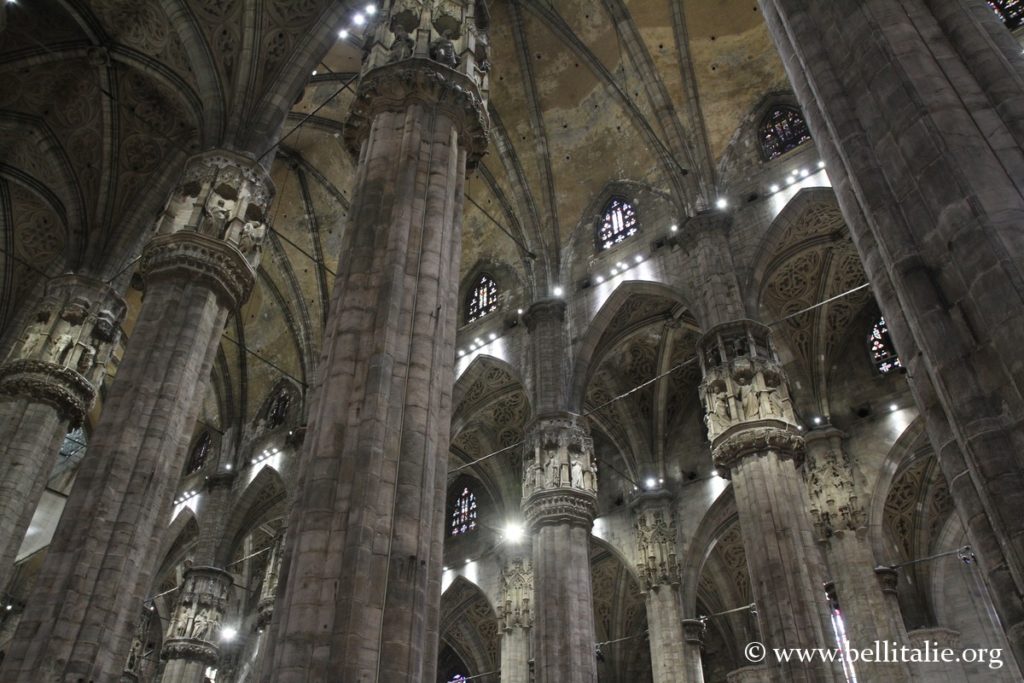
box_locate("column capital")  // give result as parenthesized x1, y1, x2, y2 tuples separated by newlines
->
(0, 273, 126, 423)
(161, 565, 234, 665)
(523, 298, 566, 331)
(344, 59, 489, 169)
(632, 492, 680, 590)
(141, 232, 256, 311)
(521, 413, 597, 528)
(498, 556, 533, 632)
(682, 618, 706, 645)
(874, 566, 900, 595)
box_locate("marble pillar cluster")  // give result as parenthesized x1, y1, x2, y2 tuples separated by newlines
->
(803, 428, 912, 682)
(522, 412, 598, 683)
(0, 149, 271, 682)
(759, 0, 1024, 665)
(498, 556, 533, 683)
(261, 1, 489, 680)
(0, 274, 125, 592)
(698, 320, 838, 683)
(632, 492, 692, 683)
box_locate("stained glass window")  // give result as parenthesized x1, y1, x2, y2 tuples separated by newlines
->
(596, 197, 638, 252)
(868, 317, 902, 374)
(466, 274, 499, 323)
(760, 107, 812, 161)
(990, 0, 1024, 29)
(827, 588, 858, 682)
(450, 487, 478, 536)
(187, 432, 211, 474)
(59, 427, 87, 459)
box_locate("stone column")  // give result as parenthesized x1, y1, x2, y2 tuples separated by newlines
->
(698, 321, 838, 683)
(161, 473, 237, 682)
(498, 556, 533, 683)
(758, 0, 1024, 664)
(0, 149, 271, 682)
(803, 427, 912, 682)
(256, 532, 284, 633)
(633, 491, 691, 683)
(0, 275, 124, 591)
(681, 620, 706, 683)
(522, 413, 598, 683)
(906, 628, 967, 683)
(262, 2, 489, 680)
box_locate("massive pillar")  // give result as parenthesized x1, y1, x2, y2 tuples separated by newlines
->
(160, 473, 237, 683)
(802, 427, 911, 682)
(521, 298, 599, 683)
(498, 555, 533, 683)
(698, 321, 838, 683)
(633, 491, 693, 683)
(0, 149, 271, 682)
(263, 2, 489, 680)
(758, 0, 1024, 662)
(0, 275, 124, 592)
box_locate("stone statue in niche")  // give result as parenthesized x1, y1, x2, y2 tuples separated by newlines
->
(546, 456, 559, 487)
(571, 459, 583, 488)
(76, 343, 96, 374)
(736, 376, 759, 420)
(92, 310, 118, 343)
(474, 35, 491, 74)
(706, 388, 731, 433)
(429, 30, 460, 69)
(389, 24, 415, 62)
(237, 221, 267, 267)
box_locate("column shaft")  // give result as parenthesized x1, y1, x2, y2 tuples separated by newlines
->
(500, 627, 530, 683)
(498, 556, 533, 683)
(0, 150, 269, 682)
(264, 38, 489, 679)
(759, 0, 1024, 661)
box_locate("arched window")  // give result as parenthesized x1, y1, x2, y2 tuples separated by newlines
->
(59, 427, 87, 460)
(990, 0, 1024, 29)
(466, 273, 499, 323)
(450, 486, 478, 536)
(868, 317, 902, 374)
(759, 106, 812, 161)
(267, 389, 292, 429)
(186, 432, 212, 474)
(596, 197, 638, 252)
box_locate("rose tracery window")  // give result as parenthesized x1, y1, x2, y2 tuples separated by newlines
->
(990, 0, 1024, 29)
(596, 197, 638, 252)
(760, 106, 812, 161)
(450, 487, 478, 536)
(466, 273, 499, 323)
(868, 317, 902, 374)
(186, 432, 212, 474)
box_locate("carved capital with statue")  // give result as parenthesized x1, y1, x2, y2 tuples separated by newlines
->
(141, 232, 257, 312)
(803, 426, 866, 539)
(698, 320, 804, 472)
(632, 491, 680, 590)
(161, 566, 233, 665)
(498, 557, 533, 632)
(0, 274, 126, 424)
(521, 413, 598, 529)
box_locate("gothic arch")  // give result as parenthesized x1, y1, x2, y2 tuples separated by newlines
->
(570, 279, 696, 412)
(216, 465, 288, 566)
(452, 354, 527, 434)
(680, 485, 738, 615)
(867, 417, 929, 561)
(155, 508, 200, 587)
(439, 576, 500, 680)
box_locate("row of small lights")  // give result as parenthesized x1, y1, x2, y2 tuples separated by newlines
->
(458, 331, 501, 357)
(767, 160, 827, 195)
(251, 446, 281, 466)
(592, 253, 645, 286)
(338, 3, 377, 40)
(173, 490, 199, 506)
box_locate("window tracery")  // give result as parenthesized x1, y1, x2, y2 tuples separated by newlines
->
(760, 106, 812, 161)
(186, 432, 212, 474)
(868, 317, 902, 374)
(450, 486, 478, 536)
(596, 197, 638, 252)
(990, 0, 1024, 29)
(466, 274, 499, 323)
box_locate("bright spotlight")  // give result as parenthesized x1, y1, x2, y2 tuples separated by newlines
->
(221, 626, 238, 643)
(365, 3, 377, 14)
(889, 403, 898, 412)
(503, 522, 525, 543)
(645, 477, 657, 490)
(769, 184, 780, 193)
(715, 197, 728, 210)
(353, 13, 366, 25)
(552, 286, 564, 297)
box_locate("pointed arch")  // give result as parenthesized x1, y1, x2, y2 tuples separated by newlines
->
(216, 465, 287, 566)
(867, 417, 930, 560)
(570, 280, 696, 411)
(452, 354, 527, 433)
(155, 508, 200, 583)
(680, 485, 737, 615)
(439, 575, 500, 680)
